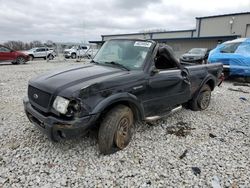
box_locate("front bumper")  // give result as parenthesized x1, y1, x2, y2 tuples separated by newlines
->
(23, 97, 98, 141)
(64, 54, 71, 58)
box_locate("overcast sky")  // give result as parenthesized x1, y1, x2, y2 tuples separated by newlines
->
(0, 0, 249, 43)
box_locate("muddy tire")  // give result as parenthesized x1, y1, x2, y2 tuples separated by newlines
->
(189, 84, 211, 111)
(98, 105, 134, 154)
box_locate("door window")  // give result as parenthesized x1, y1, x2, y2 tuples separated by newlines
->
(235, 42, 250, 56)
(0, 47, 10, 52)
(220, 42, 241, 53)
(154, 46, 180, 70)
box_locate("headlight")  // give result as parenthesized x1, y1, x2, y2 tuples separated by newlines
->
(53, 96, 70, 114)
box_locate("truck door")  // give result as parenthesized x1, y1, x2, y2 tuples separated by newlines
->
(34, 48, 46, 58)
(143, 69, 191, 116)
(142, 46, 191, 117)
(33, 48, 40, 57)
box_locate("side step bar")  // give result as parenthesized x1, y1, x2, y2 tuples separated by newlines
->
(145, 105, 182, 121)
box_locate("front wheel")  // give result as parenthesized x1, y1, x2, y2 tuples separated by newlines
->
(71, 53, 76, 59)
(98, 105, 134, 154)
(189, 84, 211, 111)
(15, 57, 26, 64)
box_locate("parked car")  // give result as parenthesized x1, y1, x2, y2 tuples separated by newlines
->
(0, 45, 29, 64)
(64, 45, 90, 59)
(23, 39, 223, 154)
(27, 47, 56, 61)
(180, 48, 210, 64)
(208, 38, 250, 78)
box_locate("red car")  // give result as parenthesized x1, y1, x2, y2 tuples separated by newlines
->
(0, 45, 29, 64)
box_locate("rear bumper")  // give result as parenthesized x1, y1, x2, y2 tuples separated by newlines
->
(23, 97, 98, 141)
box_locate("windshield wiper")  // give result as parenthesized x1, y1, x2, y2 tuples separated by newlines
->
(90, 60, 99, 64)
(104, 61, 130, 71)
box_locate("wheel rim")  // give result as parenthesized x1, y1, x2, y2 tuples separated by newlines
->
(199, 91, 211, 109)
(72, 54, 76, 59)
(115, 117, 131, 149)
(49, 55, 53, 60)
(18, 58, 25, 64)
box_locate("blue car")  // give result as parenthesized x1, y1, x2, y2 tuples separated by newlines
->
(208, 38, 250, 77)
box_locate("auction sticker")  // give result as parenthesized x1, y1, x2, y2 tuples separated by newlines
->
(134, 41, 152, 48)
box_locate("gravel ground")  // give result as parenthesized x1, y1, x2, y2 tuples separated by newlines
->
(0, 61, 249, 188)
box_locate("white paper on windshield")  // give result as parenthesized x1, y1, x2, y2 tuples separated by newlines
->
(134, 41, 151, 48)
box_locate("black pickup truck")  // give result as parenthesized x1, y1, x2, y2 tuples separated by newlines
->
(23, 39, 223, 154)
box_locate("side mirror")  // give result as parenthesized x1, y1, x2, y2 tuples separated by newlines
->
(151, 68, 160, 75)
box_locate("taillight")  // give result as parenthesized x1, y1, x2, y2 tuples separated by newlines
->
(219, 73, 225, 80)
(218, 73, 224, 87)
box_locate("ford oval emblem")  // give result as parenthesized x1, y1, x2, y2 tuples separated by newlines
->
(33, 94, 38, 99)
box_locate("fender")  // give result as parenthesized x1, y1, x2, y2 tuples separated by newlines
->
(193, 74, 216, 99)
(91, 92, 145, 121)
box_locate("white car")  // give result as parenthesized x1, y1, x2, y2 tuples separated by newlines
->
(27, 47, 56, 61)
(64, 45, 90, 59)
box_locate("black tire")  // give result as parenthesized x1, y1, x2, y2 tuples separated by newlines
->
(29, 55, 34, 61)
(98, 105, 134, 154)
(189, 84, 211, 111)
(71, 53, 76, 59)
(15, 56, 26, 64)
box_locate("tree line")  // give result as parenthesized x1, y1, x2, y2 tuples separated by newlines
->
(1, 40, 55, 51)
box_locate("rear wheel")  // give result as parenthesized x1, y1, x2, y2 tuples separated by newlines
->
(15, 57, 26, 64)
(98, 105, 134, 154)
(189, 84, 211, 111)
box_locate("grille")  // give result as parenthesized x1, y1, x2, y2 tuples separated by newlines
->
(28, 85, 51, 109)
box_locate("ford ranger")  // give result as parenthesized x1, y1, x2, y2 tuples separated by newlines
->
(23, 39, 223, 154)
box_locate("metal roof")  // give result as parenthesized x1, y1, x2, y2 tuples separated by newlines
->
(101, 29, 196, 37)
(196, 12, 250, 19)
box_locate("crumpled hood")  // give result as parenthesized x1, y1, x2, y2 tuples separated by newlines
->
(29, 64, 126, 95)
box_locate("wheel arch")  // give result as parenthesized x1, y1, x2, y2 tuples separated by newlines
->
(92, 93, 145, 123)
(200, 75, 216, 91)
(205, 79, 215, 91)
(191, 75, 215, 100)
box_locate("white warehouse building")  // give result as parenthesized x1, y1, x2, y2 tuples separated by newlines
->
(90, 12, 250, 57)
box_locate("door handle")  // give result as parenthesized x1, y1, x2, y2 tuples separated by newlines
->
(182, 74, 190, 85)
